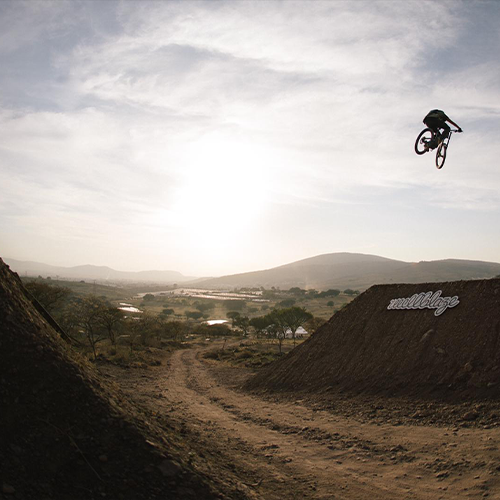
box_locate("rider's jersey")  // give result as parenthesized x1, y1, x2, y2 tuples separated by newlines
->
(425, 109, 449, 122)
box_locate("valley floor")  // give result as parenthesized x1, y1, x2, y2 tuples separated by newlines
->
(98, 342, 500, 500)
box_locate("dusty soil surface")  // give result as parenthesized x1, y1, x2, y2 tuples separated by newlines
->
(0, 260, 229, 500)
(100, 342, 500, 500)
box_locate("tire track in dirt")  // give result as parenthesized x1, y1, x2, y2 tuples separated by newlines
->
(163, 348, 393, 499)
(158, 350, 316, 500)
(150, 345, 500, 499)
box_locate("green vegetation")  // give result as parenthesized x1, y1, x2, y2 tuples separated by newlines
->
(247, 306, 314, 353)
(203, 345, 287, 368)
(21, 277, 358, 361)
(24, 281, 71, 312)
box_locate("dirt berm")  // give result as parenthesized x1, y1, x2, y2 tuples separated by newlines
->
(246, 279, 500, 401)
(0, 258, 231, 500)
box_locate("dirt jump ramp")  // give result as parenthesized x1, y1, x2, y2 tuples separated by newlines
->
(247, 279, 500, 401)
(0, 258, 225, 499)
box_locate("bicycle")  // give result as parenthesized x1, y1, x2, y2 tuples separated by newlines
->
(414, 128, 461, 169)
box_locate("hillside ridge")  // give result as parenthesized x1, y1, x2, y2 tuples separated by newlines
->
(197, 253, 500, 290)
(6, 253, 500, 290)
(4, 258, 194, 284)
(0, 258, 226, 499)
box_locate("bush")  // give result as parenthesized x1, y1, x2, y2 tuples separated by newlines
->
(186, 311, 203, 320)
(203, 350, 221, 360)
(235, 349, 253, 360)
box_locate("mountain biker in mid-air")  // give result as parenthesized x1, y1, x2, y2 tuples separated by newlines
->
(423, 109, 462, 149)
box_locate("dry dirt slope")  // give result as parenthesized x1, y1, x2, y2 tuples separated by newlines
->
(246, 279, 500, 401)
(0, 258, 230, 500)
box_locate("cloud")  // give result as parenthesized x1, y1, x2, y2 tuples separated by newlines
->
(1, 0, 500, 273)
(0, 107, 180, 234)
(0, 1, 75, 54)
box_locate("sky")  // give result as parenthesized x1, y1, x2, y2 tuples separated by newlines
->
(1, 0, 499, 277)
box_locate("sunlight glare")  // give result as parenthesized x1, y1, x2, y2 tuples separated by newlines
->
(170, 133, 272, 256)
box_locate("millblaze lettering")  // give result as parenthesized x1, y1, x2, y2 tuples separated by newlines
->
(387, 290, 459, 316)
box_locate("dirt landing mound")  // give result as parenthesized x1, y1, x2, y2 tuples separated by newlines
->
(0, 259, 224, 500)
(246, 279, 500, 400)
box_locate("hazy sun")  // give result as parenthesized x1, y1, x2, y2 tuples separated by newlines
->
(169, 132, 272, 254)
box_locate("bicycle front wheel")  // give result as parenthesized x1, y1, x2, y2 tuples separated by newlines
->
(415, 128, 433, 155)
(436, 143, 447, 169)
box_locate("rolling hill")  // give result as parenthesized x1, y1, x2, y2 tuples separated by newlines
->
(5, 253, 500, 290)
(194, 253, 500, 291)
(4, 258, 195, 284)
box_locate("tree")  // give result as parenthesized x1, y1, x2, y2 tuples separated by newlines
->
(209, 323, 232, 338)
(70, 296, 108, 359)
(266, 310, 287, 354)
(24, 281, 71, 314)
(194, 301, 215, 313)
(162, 320, 186, 341)
(250, 316, 270, 338)
(278, 298, 296, 308)
(193, 323, 231, 339)
(143, 293, 155, 301)
(318, 289, 341, 298)
(248, 311, 298, 353)
(186, 310, 203, 321)
(262, 289, 277, 300)
(161, 307, 175, 318)
(343, 289, 360, 296)
(226, 311, 241, 327)
(96, 305, 124, 346)
(264, 307, 314, 352)
(234, 316, 250, 336)
(131, 311, 158, 347)
(278, 306, 313, 345)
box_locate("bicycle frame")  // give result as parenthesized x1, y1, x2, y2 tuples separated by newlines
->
(415, 127, 460, 167)
(441, 129, 455, 146)
(435, 129, 459, 169)
(430, 128, 457, 149)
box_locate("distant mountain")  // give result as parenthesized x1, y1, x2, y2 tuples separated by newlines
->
(6, 253, 500, 290)
(4, 258, 195, 284)
(193, 253, 500, 291)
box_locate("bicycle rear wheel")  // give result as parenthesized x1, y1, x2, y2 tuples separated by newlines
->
(436, 143, 447, 169)
(415, 128, 433, 155)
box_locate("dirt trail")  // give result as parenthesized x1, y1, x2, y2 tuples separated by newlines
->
(112, 344, 500, 500)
